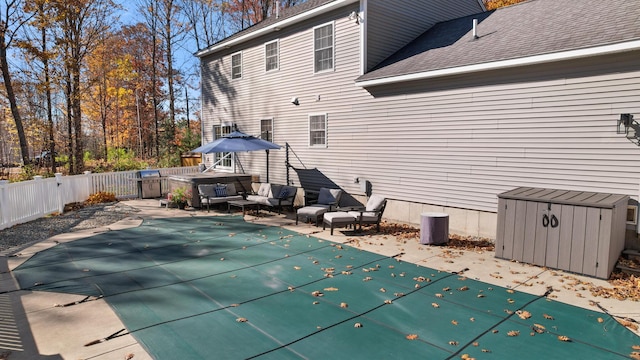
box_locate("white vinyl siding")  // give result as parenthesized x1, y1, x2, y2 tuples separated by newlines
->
(265, 40, 279, 72)
(231, 52, 242, 79)
(314, 22, 334, 73)
(200, 2, 640, 234)
(309, 114, 327, 147)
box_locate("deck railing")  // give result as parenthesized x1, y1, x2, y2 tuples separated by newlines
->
(0, 166, 199, 231)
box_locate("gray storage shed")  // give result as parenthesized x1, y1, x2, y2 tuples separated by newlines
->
(496, 187, 628, 279)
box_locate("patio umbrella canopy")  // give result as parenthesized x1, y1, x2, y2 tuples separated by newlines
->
(192, 131, 281, 182)
(192, 131, 281, 153)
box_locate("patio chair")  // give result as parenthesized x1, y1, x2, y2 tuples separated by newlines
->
(296, 187, 343, 225)
(198, 185, 216, 212)
(348, 194, 387, 232)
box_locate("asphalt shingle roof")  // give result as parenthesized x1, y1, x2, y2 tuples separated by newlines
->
(357, 0, 640, 83)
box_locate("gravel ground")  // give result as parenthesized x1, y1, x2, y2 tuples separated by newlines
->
(0, 202, 140, 254)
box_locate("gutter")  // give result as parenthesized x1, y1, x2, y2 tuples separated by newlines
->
(355, 39, 640, 88)
(195, 0, 359, 58)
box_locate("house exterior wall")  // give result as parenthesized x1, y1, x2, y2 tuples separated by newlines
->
(364, 0, 484, 72)
(200, 4, 640, 240)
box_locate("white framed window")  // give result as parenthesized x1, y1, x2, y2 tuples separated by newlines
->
(260, 118, 274, 142)
(265, 40, 279, 72)
(213, 124, 233, 168)
(313, 22, 334, 73)
(308, 114, 327, 147)
(231, 52, 242, 79)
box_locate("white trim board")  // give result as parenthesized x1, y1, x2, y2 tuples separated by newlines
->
(355, 40, 640, 88)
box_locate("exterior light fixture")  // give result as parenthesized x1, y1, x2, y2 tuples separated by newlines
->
(348, 11, 362, 25)
(291, 97, 299, 106)
(618, 113, 634, 134)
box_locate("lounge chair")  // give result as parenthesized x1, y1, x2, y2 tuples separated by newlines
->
(348, 194, 387, 232)
(296, 187, 343, 225)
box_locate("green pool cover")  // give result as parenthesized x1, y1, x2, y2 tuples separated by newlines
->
(12, 216, 640, 359)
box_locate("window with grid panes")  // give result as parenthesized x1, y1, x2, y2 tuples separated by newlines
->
(231, 52, 242, 79)
(213, 124, 233, 167)
(260, 119, 273, 141)
(265, 40, 279, 72)
(314, 23, 334, 73)
(309, 114, 327, 147)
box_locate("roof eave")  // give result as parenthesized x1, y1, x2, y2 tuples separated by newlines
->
(355, 39, 640, 88)
(195, 0, 359, 58)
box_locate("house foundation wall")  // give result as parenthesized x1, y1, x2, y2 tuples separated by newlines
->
(352, 195, 498, 239)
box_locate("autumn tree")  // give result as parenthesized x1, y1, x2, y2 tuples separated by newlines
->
(50, 0, 115, 174)
(223, 0, 304, 31)
(0, 0, 33, 165)
(484, 0, 527, 10)
(182, 0, 226, 50)
(20, 0, 58, 172)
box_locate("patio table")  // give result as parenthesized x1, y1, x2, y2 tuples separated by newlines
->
(227, 199, 260, 215)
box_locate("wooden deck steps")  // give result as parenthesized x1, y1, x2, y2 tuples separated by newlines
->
(616, 249, 640, 276)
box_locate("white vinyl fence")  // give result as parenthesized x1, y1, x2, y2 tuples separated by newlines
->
(0, 166, 198, 231)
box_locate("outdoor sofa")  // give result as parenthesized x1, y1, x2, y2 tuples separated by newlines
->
(198, 183, 243, 212)
(245, 183, 298, 213)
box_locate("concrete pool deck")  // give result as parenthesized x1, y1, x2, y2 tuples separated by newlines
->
(1, 198, 638, 359)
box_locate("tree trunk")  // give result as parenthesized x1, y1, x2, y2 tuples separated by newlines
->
(66, 69, 74, 174)
(0, 38, 30, 165)
(43, 24, 56, 174)
(72, 62, 83, 173)
(165, 1, 176, 150)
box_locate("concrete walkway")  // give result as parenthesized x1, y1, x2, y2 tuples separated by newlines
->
(1, 199, 638, 359)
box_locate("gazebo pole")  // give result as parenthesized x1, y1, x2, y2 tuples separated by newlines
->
(266, 149, 270, 183)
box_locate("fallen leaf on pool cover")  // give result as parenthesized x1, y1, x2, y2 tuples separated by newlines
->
(311, 291, 323, 297)
(432, 302, 440, 308)
(324, 287, 339, 291)
(507, 330, 520, 337)
(354, 323, 363, 328)
(532, 324, 545, 333)
(557, 335, 571, 342)
(451, 320, 458, 325)
(406, 334, 419, 340)
(543, 313, 554, 320)
(597, 317, 604, 323)
(435, 293, 444, 298)
(448, 340, 459, 346)
(632, 345, 640, 350)
(616, 317, 639, 331)
(236, 317, 248, 323)
(294, 266, 301, 270)
(517, 310, 532, 319)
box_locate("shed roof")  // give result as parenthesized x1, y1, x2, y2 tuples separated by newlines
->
(356, 0, 640, 86)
